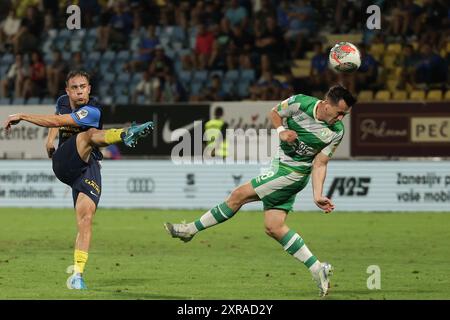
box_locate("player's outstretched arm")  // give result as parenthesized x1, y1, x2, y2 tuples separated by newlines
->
(3, 113, 77, 133)
(312, 152, 335, 214)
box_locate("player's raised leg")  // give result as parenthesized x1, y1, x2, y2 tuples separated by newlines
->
(67, 193, 96, 289)
(75, 121, 154, 162)
(164, 182, 260, 242)
(264, 209, 333, 297)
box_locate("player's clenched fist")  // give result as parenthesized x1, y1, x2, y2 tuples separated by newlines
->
(279, 129, 298, 143)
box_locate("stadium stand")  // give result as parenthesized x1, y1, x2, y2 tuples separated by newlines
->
(0, 0, 448, 104)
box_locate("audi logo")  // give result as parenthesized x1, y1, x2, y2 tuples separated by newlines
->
(127, 178, 155, 193)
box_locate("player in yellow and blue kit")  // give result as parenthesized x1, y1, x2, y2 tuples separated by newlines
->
(3, 70, 153, 289)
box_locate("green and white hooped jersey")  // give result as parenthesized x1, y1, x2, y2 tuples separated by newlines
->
(274, 94, 344, 174)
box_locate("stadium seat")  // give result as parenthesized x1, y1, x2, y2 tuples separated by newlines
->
(86, 28, 97, 40)
(41, 97, 54, 105)
(112, 83, 128, 96)
(240, 69, 256, 83)
(237, 81, 250, 98)
(426, 90, 443, 101)
(358, 90, 374, 102)
(87, 51, 101, 63)
(445, 90, 450, 101)
(305, 51, 315, 59)
(209, 70, 224, 79)
(116, 73, 131, 84)
(131, 72, 143, 85)
(115, 95, 129, 105)
(294, 59, 311, 69)
(57, 29, 71, 40)
(409, 90, 425, 100)
(99, 61, 111, 74)
(374, 90, 391, 101)
(70, 38, 83, 52)
(369, 43, 385, 59)
(12, 97, 25, 105)
(291, 67, 310, 78)
(103, 72, 116, 84)
(387, 79, 398, 92)
(224, 70, 239, 82)
(62, 51, 71, 61)
(386, 43, 402, 55)
(116, 50, 131, 62)
(26, 97, 40, 105)
(178, 70, 192, 87)
(0, 97, 10, 105)
(190, 81, 204, 95)
(392, 91, 407, 100)
(193, 70, 208, 82)
(84, 38, 97, 51)
(172, 26, 186, 42)
(383, 55, 396, 70)
(0, 65, 9, 77)
(1, 53, 14, 65)
(221, 79, 235, 94)
(136, 95, 146, 105)
(98, 84, 111, 96)
(102, 50, 116, 63)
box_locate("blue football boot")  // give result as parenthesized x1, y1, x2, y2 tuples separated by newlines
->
(67, 273, 88, 290)
(122, 121, 154, 147)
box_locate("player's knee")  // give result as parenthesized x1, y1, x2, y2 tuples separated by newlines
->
(78, 213, 94, 229)
(228, 188, 245, 208)
(264, 223, 283, 239)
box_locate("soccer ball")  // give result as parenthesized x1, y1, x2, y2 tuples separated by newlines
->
(329, 42, 361, 73)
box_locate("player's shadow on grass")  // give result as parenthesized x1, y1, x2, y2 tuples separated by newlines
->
(93, 278, 191, 299)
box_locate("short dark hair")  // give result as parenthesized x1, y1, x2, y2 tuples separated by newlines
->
(325, 85, 357, 107)
(214, 107, 224, 118)
(65, 70, 91, 86)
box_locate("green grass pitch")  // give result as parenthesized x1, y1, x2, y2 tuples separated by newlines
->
(0, 208, 449, 300)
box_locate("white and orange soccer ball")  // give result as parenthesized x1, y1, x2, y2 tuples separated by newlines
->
(329, 42, 361, 73)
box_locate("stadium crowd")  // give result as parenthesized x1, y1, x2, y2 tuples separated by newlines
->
(0, 0, 448, 105)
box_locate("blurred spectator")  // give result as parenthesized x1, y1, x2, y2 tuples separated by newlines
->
(208, 41, 227, 71)
(333, 0, 360, 34)
(132, 70, 161, 104)
(160, 73, 185, 103)
(149, 46, 173, 80)
(388, 0, 422, 39)
(395, 44, 420, 89)
(23, 50, 46, 98)
(46, 50, 68, 98)
(1, 53, 28, 98)
(415, 43, 447, 87)
(0, 10, 21, 52)
(79, 0, 102, 28)
(277, 0, 290, 30)
(200, 74, 227, 101)
(11, 7, 41, 54)
(254, 16, 285, 65)
(204, 0, 222, 26)
(354, 44, 379, 91)
(284, 0, 316, 58)
(309, 42, 332, 92)
(98, 1, 133, 51)
(250, 71, 281, 100)
(70, 52, 85, 71)
(195, 23, 215, 69)
(224, 0, 248, 29)
(127, 24, 159, 72)
(230, 24, 254, 55)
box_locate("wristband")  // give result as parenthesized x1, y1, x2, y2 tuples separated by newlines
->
(276, 126, 286, 134)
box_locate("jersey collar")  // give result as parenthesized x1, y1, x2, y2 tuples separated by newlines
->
(313, 100, 325, 124)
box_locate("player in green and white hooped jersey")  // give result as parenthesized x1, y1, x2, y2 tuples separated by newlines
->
(164, 85, 357, 297)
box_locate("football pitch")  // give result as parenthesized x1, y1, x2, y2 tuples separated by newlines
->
(0, 208, 449, 300)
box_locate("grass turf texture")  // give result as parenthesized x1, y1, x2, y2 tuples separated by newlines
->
(0, 208, 449, 300)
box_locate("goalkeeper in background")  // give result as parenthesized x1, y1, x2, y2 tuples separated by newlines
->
(165, 85, 356, 297)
